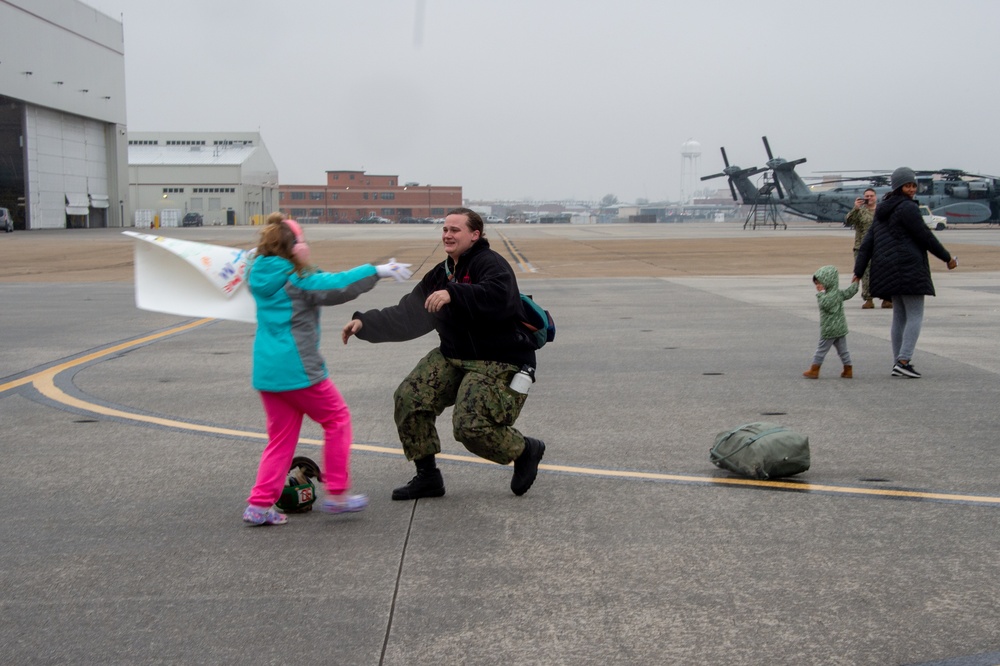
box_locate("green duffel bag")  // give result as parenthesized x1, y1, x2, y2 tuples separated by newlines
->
(710, 422, 810, 480)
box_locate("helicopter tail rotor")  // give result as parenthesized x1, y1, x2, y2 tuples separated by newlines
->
(702, 148, 768, 203)
(760, 137, 785, 198)
(701, 147, 740, 201)
(761, 135, 808, 199)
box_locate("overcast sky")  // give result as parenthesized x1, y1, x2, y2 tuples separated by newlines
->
(83, 0, 1000, 204)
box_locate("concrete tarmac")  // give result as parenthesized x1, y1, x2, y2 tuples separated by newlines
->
(2, 223, 1000, 665)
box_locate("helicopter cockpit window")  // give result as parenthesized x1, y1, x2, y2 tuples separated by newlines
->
(917, 180, 932, 195)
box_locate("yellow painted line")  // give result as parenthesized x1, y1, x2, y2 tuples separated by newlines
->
(8, 319, 1000, 507)
(418, 456, 1000, 505)
(536, 463, 1000, 505)
(494, 230, 533, 273)
(35, 372, 266, 438)
(0, 319, 215, 394)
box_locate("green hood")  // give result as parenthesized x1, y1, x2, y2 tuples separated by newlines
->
(812, 264, 858, 340)
(814, 265, 840, 291)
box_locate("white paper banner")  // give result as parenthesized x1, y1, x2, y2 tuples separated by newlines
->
(124, 231, 256, 323)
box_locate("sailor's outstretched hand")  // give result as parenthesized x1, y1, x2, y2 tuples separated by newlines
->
(376, 258, 413, 282)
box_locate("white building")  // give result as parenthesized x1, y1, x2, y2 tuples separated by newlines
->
(0, 0, 128, 229)
(128, 132, 278, 227)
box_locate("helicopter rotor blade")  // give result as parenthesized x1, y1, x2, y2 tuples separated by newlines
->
(803, 176, 865, 185)
(762, 136, 774, 160)
(720, 147, 731, 168)
(728, 180, 737, 201)
(772, 175, 785, 199)
(761, 135, 788, 198)
(815, 170, 891, 174)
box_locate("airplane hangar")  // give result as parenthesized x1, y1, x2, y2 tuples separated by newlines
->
(127, 132, 278, 228)
(0, 0, 128, 230)
(1, 1, 279, 231)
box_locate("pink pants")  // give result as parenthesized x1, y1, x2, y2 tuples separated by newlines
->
(247, 379, 353, 507)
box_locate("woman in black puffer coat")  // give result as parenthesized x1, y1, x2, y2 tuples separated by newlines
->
(853, 167, 957, 378)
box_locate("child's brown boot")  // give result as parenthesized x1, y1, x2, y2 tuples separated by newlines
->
(803, 364, 821, 379)
(841, 365, 853, 378)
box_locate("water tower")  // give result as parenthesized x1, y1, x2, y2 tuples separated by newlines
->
(679, 139, 702, 205)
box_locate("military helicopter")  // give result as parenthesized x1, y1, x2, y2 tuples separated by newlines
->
(701, 137, 861, 222)
(698, 147, 786, 228)
(703, 136, 1000, 223)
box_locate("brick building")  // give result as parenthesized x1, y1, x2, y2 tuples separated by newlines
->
(279, 170, 462, 223)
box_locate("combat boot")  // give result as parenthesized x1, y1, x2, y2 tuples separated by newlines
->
(802, 364, 821, 379)
(511, 437, 545, 496)
(841, 365, 853, 378)
(861, 299, 874, 309)
(392, 465, 445, 501)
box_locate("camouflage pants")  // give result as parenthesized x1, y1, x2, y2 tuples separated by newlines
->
(393, 348, 528, 465)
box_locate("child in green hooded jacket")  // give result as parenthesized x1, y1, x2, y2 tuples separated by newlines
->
(803, 264, 859, 379)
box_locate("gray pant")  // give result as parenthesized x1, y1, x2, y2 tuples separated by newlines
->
(812, 336, 852, 367)
(891, 294, 925, 363)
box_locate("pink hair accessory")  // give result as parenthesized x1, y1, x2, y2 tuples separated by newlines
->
(283, 218, 311, 262)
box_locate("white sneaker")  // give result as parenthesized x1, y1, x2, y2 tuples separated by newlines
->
(320, 493, 369, 514)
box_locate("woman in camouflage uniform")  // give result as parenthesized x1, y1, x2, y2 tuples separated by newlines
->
(342, 208, 546, 500)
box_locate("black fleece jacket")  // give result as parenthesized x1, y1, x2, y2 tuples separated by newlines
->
(854, 194, 952, 298)
(353, 238, 537, 368)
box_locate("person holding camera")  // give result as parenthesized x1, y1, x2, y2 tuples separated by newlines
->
(341, 208, 546, 501)
(845, 188, 890, 309)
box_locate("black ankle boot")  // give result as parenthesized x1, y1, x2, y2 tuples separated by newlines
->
(511, 437, 545, 496)
(392, 459, 445, 501)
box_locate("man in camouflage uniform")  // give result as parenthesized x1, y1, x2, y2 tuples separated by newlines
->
(845, 188, 891, 309)
(342, 208, 545, 500)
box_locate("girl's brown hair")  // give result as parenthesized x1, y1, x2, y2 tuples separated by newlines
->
(256, 212, 309, 275)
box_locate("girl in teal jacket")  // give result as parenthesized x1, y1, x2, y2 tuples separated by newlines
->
(243, 214, 410, 525)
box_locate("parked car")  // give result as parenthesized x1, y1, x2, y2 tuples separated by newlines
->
(484, 215, 505, 224)
(182, 212, 204, 227)
(918, 205, 947, 231)
(356, 215, 392, 224)
(1, 207, 12, 233)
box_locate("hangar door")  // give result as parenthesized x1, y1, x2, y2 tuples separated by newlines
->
(0, 96, 26, 229)
(25, 105, 111, 229)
